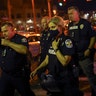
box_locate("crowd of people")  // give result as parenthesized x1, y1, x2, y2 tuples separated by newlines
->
(30, 6, 96, 96)
(0, 6, 96, 96)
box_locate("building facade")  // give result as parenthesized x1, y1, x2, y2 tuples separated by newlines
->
(0, 0, 50, 32)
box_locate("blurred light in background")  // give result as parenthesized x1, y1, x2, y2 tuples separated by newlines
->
(59, 2, 63, 6)
(86, 0, 92, 2)
(53, 9, 57, 15)
(26, 19, 33, 23)
(83, 13, 89, 19)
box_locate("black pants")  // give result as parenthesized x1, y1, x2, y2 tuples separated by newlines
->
(0, 72, 35, 96)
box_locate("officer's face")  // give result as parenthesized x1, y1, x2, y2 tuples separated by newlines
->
(41, 18, 48, 30)
(1, 25, 14, 39)
(68, 9, 79, 22)
(48, 22, 58, 31)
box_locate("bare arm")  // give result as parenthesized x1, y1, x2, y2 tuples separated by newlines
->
(52, 39, 72, 66)
(30, 55, 49, 78)
(84, 37, 96, 56)
(36, 55, 48, 71)
(88, 37, 96, 49)
(1, 39, 27, 54)
(55, 50, 71, 66)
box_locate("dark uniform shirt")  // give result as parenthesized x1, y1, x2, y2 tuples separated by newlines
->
(68, 18, 96, 53)
(0, 34, 28, 75)
(47, 34, 75, 80)
(40, 30, 57, 62)
(40, 30, 50, 56)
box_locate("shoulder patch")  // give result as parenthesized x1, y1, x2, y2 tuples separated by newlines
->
(65, 39, 73, 48)
(21, 38, 27, 42)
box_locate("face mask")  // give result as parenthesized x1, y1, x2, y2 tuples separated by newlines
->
(49, 30, 59, 40)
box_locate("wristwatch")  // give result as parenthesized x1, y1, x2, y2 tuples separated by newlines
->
(54, 49, 59, 52)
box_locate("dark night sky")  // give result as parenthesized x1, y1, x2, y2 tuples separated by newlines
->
(54, 0, 96, 12)
(0, 0, 7, 10)
(0, 0, 96, 12)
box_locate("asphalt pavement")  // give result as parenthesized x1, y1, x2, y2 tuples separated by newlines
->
(30, 76, 92, 96)
(15, 60, 92, 96)
(14, 76, 91, 96)
(30, 61, 92, 96)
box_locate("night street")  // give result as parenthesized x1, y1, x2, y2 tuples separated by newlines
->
(30, 76, 91, 96)
(13, 58, 93, 96)
(27, 61, 92, 96)
(0, 0, 96, 96)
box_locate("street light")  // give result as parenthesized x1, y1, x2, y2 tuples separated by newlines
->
(7, 0, 11, 20)
(47, 0, 51, 19)
(31, 0, 37, 32)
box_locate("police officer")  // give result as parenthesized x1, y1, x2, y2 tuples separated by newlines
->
(30, 16, 80, 96)
(40, 16, 50, 63)
(37, 16, 51, 79)
(40, 16, 60, 64)
(68, 6, 96, 95)
(0, 22, 35, 96)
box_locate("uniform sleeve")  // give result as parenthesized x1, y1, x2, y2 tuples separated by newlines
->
(60, 38, 75, 55)
(86, 21, 96, 37)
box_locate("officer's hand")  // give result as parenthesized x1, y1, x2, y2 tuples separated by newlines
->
(30, 69, 37, 79)
(84, 49, 91, 57)
(1, 39, 11, 46)
(52, 39, 59, 50)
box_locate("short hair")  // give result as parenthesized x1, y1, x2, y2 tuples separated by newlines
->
(49, 16, 64, 27)
(68, 6, 80, 12)
(41, 16, 50, 23)
(1, 22, 14, 27)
